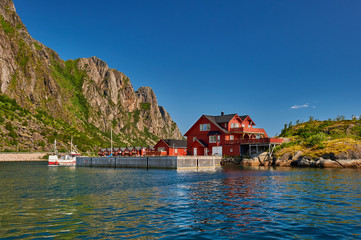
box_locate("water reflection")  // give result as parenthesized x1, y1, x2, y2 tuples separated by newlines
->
(0, 163, 361, 239)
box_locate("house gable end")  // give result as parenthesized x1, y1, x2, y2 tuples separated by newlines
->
(184, 115, 206, 136)
(154, 139, 170, 150)
(190, 139, 208, 148)
(185, 115, 228, 136)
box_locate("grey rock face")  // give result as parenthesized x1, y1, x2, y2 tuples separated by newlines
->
(0, 1, 183, 150)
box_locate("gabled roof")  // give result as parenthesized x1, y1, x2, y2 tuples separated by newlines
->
(203, 115, 231, 134)
(190, 139, 208, 148)
(163, 139, 187, 148)
(213, 113, 237, 123)
(239, 115, 255, 125)
(185, 113, 255, 136)
(239, 115, 248, 121)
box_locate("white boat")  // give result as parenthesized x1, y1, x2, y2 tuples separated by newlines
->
(48, 152, 80, 166)
(48, 138, 80, 166)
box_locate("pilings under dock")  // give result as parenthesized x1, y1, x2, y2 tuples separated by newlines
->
(76, 156, 222, 169)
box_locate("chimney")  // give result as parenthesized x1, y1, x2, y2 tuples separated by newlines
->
(221, 112, 224, 116)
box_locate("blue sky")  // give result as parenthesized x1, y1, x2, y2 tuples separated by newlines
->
(13, 0, 361, 136)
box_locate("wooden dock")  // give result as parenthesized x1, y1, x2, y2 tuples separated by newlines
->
(76, 156, 221, 169)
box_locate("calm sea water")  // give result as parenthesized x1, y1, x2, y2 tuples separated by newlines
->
(0, 162, 360, 239)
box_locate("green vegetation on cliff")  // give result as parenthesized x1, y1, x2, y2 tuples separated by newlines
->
(0, 1, 182, 153)
(275, 116, 361, 159)
(0, 93, 159, 153)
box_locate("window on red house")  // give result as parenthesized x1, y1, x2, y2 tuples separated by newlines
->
(200, 124, 210, 131)
(209, 136, 217, 143)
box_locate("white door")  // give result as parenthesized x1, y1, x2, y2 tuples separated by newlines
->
(212, 146, 222, 156)
(193, 148, 197, 156)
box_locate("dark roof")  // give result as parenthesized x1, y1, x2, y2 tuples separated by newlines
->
(208, 131, 222, 135)
(197, 139, 208, 147)
(214, 114, 237, 123)
(185, 113, 252, 136)
(163, 139, 187, 148)
(204, 115, 232, 134)
(239, 115, 249, 121)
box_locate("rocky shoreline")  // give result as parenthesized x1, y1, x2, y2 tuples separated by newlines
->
(0, 153, 47, 161)
(221, 153, 361, 168)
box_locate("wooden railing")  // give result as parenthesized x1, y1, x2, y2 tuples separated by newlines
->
(145, 151, 167, 156)
(230, 127, 267, 134)
(225, 138, 283, 145)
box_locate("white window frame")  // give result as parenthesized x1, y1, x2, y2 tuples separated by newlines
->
(209, 135, 217, 143)
(200, 124, 210, 131)
(229, 135, 234, 140)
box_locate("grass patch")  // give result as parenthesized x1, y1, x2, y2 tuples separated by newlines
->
(140, 102, 151, 111)
(276, 117, 361, 158)
(0, 15, 15, 35)
(33, 42, 42, 51)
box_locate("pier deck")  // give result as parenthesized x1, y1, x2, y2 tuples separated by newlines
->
(76, 156, 221, 169)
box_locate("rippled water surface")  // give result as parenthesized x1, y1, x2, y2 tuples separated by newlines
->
(0, 162, 361, 239)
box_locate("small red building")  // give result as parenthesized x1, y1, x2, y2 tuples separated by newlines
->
(185, 113, 283, 157)
(152, 139, 187, 156)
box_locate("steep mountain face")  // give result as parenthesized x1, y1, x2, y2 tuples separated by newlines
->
(0, 0, 182, 152)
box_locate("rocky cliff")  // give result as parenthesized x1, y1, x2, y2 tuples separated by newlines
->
(0, 0, 182, 152)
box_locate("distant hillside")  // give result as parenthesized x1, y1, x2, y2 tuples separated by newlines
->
(275, 116, 361, 160)
(0, 0, 182, 153)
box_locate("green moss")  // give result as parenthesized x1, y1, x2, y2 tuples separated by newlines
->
(140, 102, 151, 111)
(50, 59, 89, 120)
(16, 39, 31, 73)
(0, 15, 15, 35)
(33, 42, 42, 51)
(133, 109, 140, 123)
(112, 118, 118, 127)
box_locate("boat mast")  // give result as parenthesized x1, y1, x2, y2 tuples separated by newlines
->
(71, 136, 73, 153)
(111, 128, 113, 154)
(54, 139, 57, 154)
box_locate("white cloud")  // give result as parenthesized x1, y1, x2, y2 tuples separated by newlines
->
(290, 104, 309, 109)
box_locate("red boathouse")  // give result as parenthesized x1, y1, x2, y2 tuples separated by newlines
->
(184, 113, 283, 157)
(151, 139, 187, 156)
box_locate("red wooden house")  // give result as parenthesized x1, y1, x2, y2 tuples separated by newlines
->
(184, 112, 283, 157)
(151, 139, 187, 156)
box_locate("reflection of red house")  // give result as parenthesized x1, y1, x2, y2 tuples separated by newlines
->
(152, 139, 187, 156)
(185, 113, 283, 156)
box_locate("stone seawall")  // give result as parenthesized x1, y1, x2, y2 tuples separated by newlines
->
(221, 155, 361, 168)
(0, 153, 47, 161)
(76, 156, 221, 169)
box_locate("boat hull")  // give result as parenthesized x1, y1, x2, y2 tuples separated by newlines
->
(48, 155, 77, 166)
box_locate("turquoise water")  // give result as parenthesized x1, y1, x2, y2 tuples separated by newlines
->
(0, 162, 361, 239)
